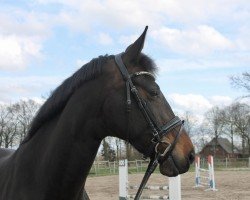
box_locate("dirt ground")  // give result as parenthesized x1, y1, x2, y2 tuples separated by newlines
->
(85, 170, 250, 200)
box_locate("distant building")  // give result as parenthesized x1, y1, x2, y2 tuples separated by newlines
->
(199, 137, 241, 158)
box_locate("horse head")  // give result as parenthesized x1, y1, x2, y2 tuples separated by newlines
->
(103, 27, 195, 177)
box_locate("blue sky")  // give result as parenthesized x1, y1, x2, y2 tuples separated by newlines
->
(0, 0, 249, 117)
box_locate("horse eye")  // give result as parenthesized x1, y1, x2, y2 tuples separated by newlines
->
(150, 90, 159, 97)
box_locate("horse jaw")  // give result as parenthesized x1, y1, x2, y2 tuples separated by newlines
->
(159, 156, 190, 177)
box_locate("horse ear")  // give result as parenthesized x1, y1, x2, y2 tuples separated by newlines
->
(123, 26, 148, 62)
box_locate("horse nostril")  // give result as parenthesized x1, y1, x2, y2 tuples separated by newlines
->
(188, 151, 195, 164)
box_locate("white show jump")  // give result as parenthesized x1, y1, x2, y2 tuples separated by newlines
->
(119, 160, 181, 200)
(194, 155, 217, 191)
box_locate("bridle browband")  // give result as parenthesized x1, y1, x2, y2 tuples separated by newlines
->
(115, 53, 184, 200)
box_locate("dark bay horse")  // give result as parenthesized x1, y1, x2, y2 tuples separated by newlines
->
(0, 27, 194, 200)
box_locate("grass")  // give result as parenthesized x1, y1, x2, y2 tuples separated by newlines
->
(88, 165, 197, 177)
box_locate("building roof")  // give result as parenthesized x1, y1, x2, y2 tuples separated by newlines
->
(206, 137, 240, 154)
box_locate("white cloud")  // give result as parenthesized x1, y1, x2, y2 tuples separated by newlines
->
(156, 54, 249, 73)
(98, 33, 113, 45)
(53, 0, 163, 31)
(32, 0, 249, 66)
(235, 25, 250, 51)
(0, 76, 64, 103)
(0, 7, 52, 71)
(28, 0, 249, 55)
(151, 25, 233, 56)
(168, 93, 213, 115)
(210, 95, 232, 107)
(0, 35, 42, 71)
(151, 0, 248, 25)
(35, 0, 249, 30)
(5, 0, 245, 66)
(167, 93, 234, 117)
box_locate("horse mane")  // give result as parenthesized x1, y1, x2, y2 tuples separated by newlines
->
(21, 53, 156, 144)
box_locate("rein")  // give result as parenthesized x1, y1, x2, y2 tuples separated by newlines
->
(115, 53, 184, 200)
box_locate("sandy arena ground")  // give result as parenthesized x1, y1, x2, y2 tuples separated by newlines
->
(85, 170, 250, 200)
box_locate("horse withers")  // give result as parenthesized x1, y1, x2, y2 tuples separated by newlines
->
(0, 27, 194, 200)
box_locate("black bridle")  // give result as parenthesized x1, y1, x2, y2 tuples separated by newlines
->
(115, 53, 184, 200)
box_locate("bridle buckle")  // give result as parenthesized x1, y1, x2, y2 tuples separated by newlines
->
(155, 141, 172, 157)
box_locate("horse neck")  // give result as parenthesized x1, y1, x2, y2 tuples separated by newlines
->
(16, 80, 107, 199)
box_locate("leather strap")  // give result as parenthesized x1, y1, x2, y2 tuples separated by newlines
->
(115, 53, 130, 80)
(160, 116, 182, 135)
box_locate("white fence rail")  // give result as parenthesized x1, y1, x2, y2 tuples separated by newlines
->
(200, 157, 250, 169)
(89, 160, 151, 175)
(89, 157, 250, 176)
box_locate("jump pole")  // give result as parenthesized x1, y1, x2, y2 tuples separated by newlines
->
(119, 159, 181, 200)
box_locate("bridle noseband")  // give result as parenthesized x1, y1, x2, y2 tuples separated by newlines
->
(115, 53, 184, 199)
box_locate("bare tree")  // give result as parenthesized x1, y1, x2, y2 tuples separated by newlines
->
(182, 111, 198, 138)
(0, 104, 19, 148)
(204, 106, 225, 156)
(13, 100, 40, 143)
(115, 137, 124, 161)
(230, 103, 250, 156)
(125, 143, 133, 161)
(193, 123, 211, 153)
(0, 100, 41, 148)
(0, 105, 8, 147)
(231, 72, 250, 98)
(220, 105, 237, 153)
(204, 106, 225, 140)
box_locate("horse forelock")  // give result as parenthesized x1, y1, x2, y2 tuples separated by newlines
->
(137, 53, 157, 74)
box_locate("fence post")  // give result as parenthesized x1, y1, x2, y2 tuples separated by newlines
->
(135, 160, 139, 172)
(249, 157, 250, 168)
(207, 155, 217, 191)
(169, 175, 181, 200)
(195, 156, 200, 187)
(119, 159, 128, 200)
(94, 161, 97, 175)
